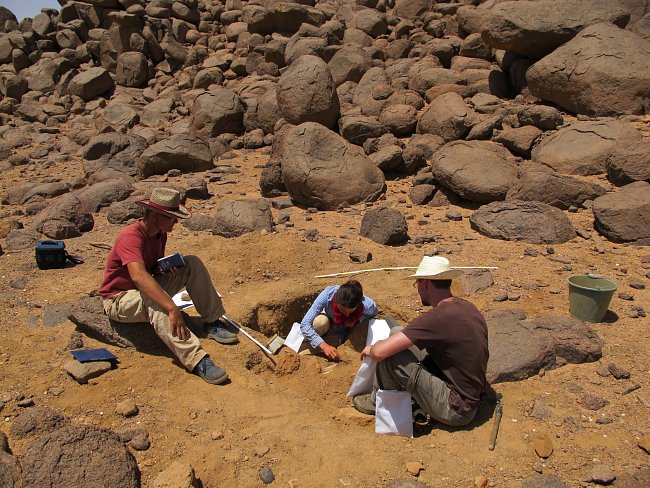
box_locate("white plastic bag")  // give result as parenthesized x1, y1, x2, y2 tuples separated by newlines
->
(347, 319, 391, 397)
(375, 389, 413, 438)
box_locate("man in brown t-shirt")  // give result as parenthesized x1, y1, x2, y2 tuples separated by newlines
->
(353, 256, 489, 426)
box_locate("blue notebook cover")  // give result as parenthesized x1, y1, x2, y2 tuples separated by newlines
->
(71, 348, 117, 363)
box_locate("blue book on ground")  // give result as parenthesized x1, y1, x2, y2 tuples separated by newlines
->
(70, 348, 117, 363)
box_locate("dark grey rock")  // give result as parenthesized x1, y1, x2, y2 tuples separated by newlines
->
(68, 296, 135, 349)
(520, 474, 567, 488)
(259, 466, 275, 484)
(593, 181, 650, 243)
(213, 199, 274, 238)
(527, 23, 650, 116)
(487, 310, 602, 383)
(531, 121, 641, 176)
(33, 194, 94, 240)
(9, 406, 66, 440)
(360, 206, 408, 246)
(277, 122, 385, 210)
(21, 424, 139, 488)
(606, 139, 650, 186)
(136, 134, 212, 178)
(432, 140, 519, 204)
(470, 200, 576, 244)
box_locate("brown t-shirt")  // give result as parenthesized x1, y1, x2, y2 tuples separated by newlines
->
(401, 297, 489, 415)
(98, 221, 167, 299)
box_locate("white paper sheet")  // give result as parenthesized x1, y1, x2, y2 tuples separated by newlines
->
(346, 319, 391, 398)
(172, 290, 194, 310)
(284, 322, 305, 353)
(375, 389, 413, 438)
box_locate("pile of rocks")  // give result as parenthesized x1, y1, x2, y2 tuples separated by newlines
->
(0, 0, 648, 246)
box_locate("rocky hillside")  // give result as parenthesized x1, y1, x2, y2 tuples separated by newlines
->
(0, 0, 649, 487)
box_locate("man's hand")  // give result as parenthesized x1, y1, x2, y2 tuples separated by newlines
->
(319, 342, 341, 361)
(360, 345, 372, 361)
(168, 308, 190, 341)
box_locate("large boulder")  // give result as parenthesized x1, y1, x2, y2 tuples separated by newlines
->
(82, 133, 147, 183)
(416, 92, 476, 142)
(338, 115, 384, 146)
(189, 88, 245, 138)
(606, 140, 650, 186)
(531, 121, 641, 176)
(352, 67, 390, 117)
(592, 181, 650, 243)
(136, 135, 212, 178)
(245, 3, 326, 35)
(393, 0, 433, 21)
(527, 23, 650, 116)
(213, 199, 274, 238)
(68, 67, 114, 101)
(328, 45, 373, 86)
(507, 169, 607, 210)
(21, 424, 140, 488)
(32, 194, 95, 240)
(481, 0, 630, 59)
(487, 309, 602, 384)
(431, 141, 519, 203)
(276, 122, 385, 210)
(116, 51, 149, 87)
(470, 200, 576, 244)
(276, 55, 339, 129)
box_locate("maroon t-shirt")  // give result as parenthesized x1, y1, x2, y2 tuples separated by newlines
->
(401, 298, 489, 415)
(98, 221, 167, 299)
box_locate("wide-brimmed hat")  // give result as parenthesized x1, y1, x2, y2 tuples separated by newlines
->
(136, 187, 191, 219)
(407, 256, 463, 280)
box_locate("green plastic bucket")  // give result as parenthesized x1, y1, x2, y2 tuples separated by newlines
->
(567, 274, 617, 323)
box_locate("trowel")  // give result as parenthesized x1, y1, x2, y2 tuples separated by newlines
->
(266, 334, 285, 354)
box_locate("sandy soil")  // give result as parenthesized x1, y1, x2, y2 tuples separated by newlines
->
(0, 137, 648, 488)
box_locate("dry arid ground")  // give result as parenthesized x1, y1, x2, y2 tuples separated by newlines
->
(0, 136, 649, 487)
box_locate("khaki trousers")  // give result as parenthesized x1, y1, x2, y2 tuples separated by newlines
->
(373, 326, 478, 427)
(103, 255, 225, 371)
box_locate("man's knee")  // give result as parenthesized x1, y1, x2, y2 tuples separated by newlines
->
(183, 255, 203, 269)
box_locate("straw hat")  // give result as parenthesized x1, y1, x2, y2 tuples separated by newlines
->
(407, 256, 463, 280)
(136, 188, 191, 219)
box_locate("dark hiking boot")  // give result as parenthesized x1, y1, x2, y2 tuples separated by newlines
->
(193, 356, 228, 385)
(205, 319, 239, 344)
(353, 394, 376, 415)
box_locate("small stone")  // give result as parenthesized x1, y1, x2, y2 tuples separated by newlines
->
(532, 461, 543, 473)
(618, 292, 634, 301)
(259, 466, 275, 484)
(629, 281, 645, 290)
(607, 363, 630, 380)
(130, 433, 150, 451)
(507, 293, 521, 301)
(621, 384, 641, 395)
(405, 461, 424, 476)
(580, 393, 608, 411)
(17, 398, 35, 408)
(211, 430, 224, 440)
(596, 417, 614, 425)
(475, 475, 488, 488)
(533, 434, 554, 458)
(588, 464, 616, 484)
(445, 210, 462, 221)
(638, 435, 650, 454)
(116, 399, 139, 418)
(548, 287, 561, 294)
(530, 400, 551, 419)
(189, 411, 198, 419)
(63, 360, 112, 384)
(596, 366, 610, 377)
(493, 292, 508, 302)
(66, 331, 84, 350)
(338, 477, 352, 486)
(254, 445, 270, 457)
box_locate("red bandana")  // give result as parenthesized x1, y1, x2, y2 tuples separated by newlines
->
(332, 301, 364, 327)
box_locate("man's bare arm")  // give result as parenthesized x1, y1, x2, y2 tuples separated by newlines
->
(360, 331, 413, 362)
(127, 261, 189, 340)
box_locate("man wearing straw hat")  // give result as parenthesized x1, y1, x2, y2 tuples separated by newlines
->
(352, 256, 489, 426)
(98, 187, 238, 385)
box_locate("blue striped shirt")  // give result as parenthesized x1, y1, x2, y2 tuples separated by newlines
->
(300, 285, 378, 349)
